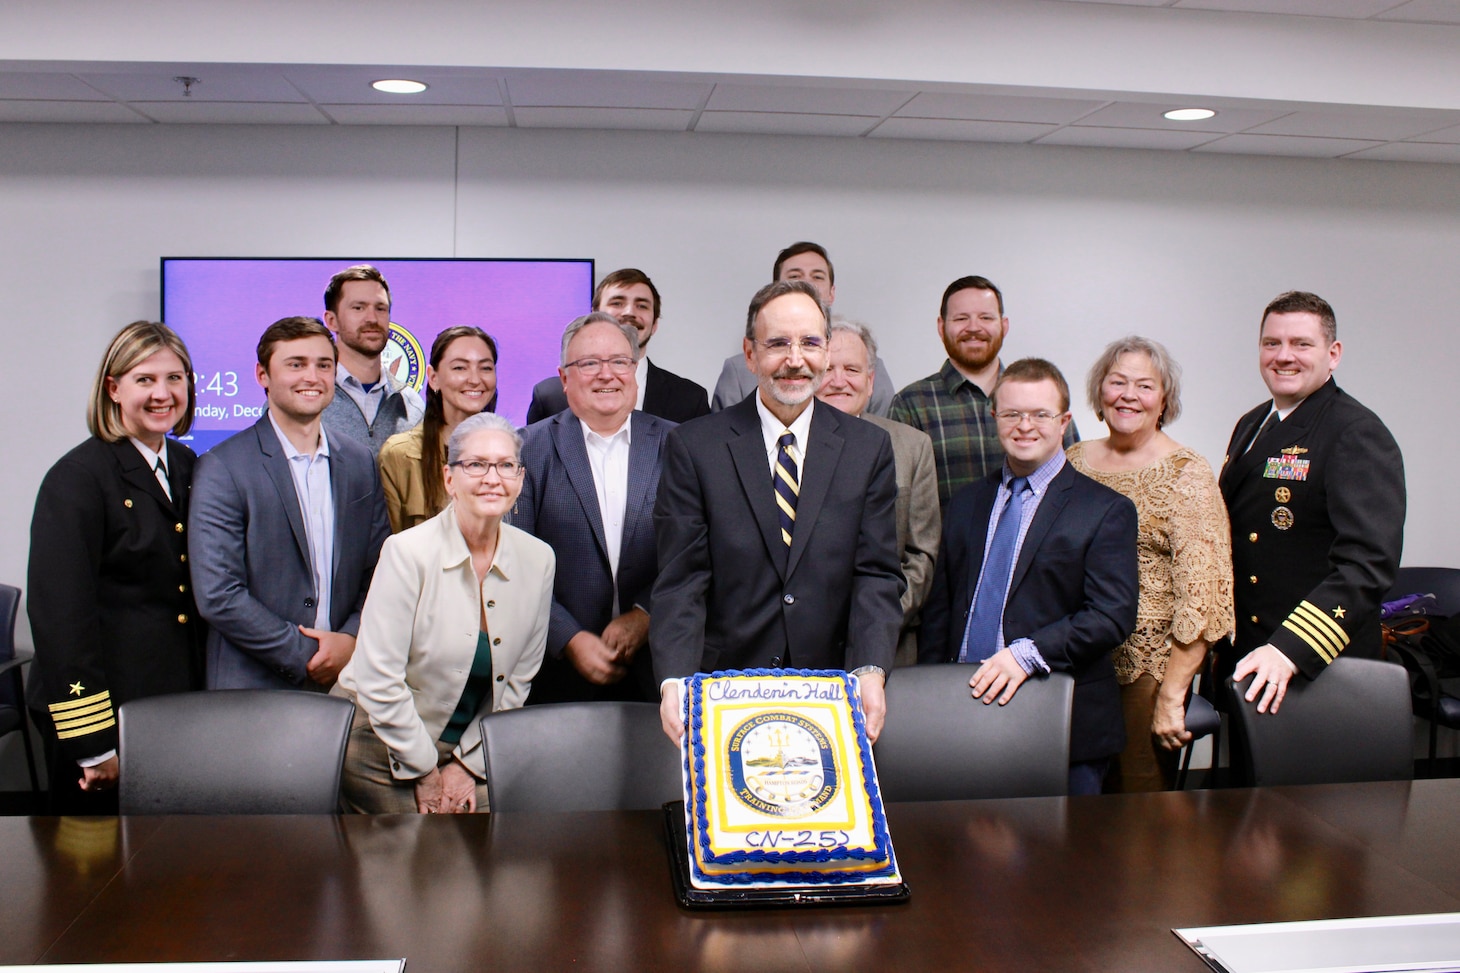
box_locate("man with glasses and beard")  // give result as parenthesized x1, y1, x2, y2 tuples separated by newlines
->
(889, 276, 1076, 511)
(650, 280, 903, 745)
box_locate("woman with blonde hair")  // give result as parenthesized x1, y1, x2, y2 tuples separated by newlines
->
(27, 321, 206, 813)
(1067, 336, 1234, 792)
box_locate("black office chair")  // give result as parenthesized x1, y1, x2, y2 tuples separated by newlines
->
(1226, 656, 1412, 786)
(479, 701, 682, 812)
(0, 583, 40, 795)
(873, 665, 1074, 801)
(1382, 566, 1460, 772)
(1175, 692, 1222, 790)
(118, 690, 354, 814)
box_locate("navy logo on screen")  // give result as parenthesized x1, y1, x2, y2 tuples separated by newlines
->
(727, 712, 838, 818)
(383, 323, 425, 394)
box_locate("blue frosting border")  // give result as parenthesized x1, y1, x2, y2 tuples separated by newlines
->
(683, 667, 898, 886)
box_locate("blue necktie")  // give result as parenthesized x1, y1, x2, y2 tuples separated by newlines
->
(959, 477, 1028, 663)
(774, 431, 798, 547)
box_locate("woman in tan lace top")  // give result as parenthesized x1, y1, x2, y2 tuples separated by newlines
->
(1067, 336, 1234, 791)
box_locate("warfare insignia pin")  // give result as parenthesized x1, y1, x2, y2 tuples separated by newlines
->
(1271, 506, 1294, 530)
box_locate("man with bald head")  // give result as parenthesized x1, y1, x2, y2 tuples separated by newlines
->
(516, 313, 674, 704)
(652, 280, 903, 744)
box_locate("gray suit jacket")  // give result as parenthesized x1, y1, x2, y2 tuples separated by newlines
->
(712, 351, 896, 416)
(514, 410, 672, 702)
(865, 414, 941, 665)
(189, 415, 389, 690)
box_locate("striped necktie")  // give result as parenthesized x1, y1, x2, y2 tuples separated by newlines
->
(774, 431, 799, 547)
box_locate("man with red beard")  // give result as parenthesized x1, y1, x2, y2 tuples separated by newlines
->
(320, 264, 424, 456)
(650, 280, 903, 744)
(889, 276, 1076, 510)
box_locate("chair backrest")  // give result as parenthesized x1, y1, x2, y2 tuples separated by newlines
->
(119, 690, 354, 814)
(1388, 566, 1460, 617)
(0, 583, 22, 709)
(1227, 657, 1413, 786)
(480, 701, 682, 813)
(874, 665, 1074, 801)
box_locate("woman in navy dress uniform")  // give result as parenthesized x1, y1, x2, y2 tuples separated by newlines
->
(27, 321, 206, 814)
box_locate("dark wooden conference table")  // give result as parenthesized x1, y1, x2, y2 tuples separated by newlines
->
(5, 779, 1460, 971)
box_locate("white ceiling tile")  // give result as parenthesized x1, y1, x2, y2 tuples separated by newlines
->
(1346, 141, 1460, 162)
(505, 73, 709, 110)
(0, 72, 109, 100)
(1247, 109, 1460, 141)
(79, 70, 307, 103)
(1374, 0, 1460, 22)
(694, 112, 876, 136)
(868, 117, 1056, 142)
(323, 104, 509, 126)
(1173, 0, 1400, 14)
(513, 106, 694, 130)
(704, 84, 908, 116)
(1193, 133, 1384, 157)
(132, 102, 329, 124)
(284, 67, 502, 106)
(1405, 122, 1460, 144)
(1047, 0, 1175, 6)
(897, 92, 1105, 124)
(1073, 102, 1289, 132)
(1036, 126, 1219, 150)
(0, 100, 148, 123)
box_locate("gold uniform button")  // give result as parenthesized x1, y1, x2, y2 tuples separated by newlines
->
(1249, 575, 1258, 584)
(1248, 532, 1258, 542)
(178, 585, 187, 593)
(177, 613, 189, 624)
(175, 523, 184, 533)
(180, 554, 187, 563)
(123, 498, 133, 508)
(1250, 615, 1259, 624)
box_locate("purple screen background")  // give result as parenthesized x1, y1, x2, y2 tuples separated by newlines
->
(161, 257, 593, 453)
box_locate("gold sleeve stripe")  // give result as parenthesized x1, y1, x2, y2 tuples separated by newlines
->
(1293, 601, 1350, 647)
(49, 690, 111, 715)
(1282, 615, 1340, 664)
(56, 716, 116, 740)
(52, 699, 112, 724)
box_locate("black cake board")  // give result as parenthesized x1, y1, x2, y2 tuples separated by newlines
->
(662, 801, 911, 910)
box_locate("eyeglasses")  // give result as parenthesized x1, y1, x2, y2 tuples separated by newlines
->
(450, 459, 525, 479)
(564, 356, 636, 375)
(993, 410, 1065, 427)
(753, 336, 827, 357)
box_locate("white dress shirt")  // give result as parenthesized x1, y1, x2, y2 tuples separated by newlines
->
(755, 395, 815, 483)
(581, 415, 632, 616)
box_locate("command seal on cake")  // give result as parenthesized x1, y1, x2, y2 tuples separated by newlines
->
(727, 711, 838, 818)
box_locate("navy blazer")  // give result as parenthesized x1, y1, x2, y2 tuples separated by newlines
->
(650, 397, 903, 680)
(514, 409, 672, 702)
(525, 359, 711, 426)
(189, 415, 389, 690)
(920, 461, 1138, 763)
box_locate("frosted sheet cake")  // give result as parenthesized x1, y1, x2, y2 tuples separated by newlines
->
(679, 668, 900, 890)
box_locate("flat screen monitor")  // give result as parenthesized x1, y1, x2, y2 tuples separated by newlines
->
(160, 257, 594, 453)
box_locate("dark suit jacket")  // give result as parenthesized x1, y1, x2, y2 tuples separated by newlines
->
(189, 415, 389, 690)
(650, 397, 903, 679)
(26, 437, 206, 761)
(526, 359, 711, 425)
(1220, 378, 1404, 677)
(514, 410, 673, 703)
(920, 462, 1138, 763)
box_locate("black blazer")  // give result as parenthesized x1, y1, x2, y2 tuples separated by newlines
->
(920, 462, 1138, 763)
(525, 359, 711, 425)
(26, 437, 206, 761)
(1220, 378, 1404, 677)
(515, 410, 673, 703)
(650, 397, 903, 680)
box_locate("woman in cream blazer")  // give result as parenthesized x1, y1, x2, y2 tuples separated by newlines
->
(335, 413, 554, 813)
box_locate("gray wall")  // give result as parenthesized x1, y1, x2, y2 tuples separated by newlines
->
(3, 120, 1456, 780)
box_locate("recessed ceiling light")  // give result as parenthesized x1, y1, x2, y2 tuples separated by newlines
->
(1163, 108, 1216, 122)
(372, 79, 428, 95)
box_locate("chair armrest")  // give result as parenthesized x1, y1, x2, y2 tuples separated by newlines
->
(1184, 693, 1221, 740)
(0, 652, 31, 677)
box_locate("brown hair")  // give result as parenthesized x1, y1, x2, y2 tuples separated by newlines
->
(745, 280, 829, 340)
(772, 241, 834, 285)
(420, 326, 499, 514)
(1262, 290, 1337, 344)
(941, 275, 1004, 320)
(593, 268, 660, 323)
(256, 316, 337, 370)
(992, 357, 1070, 413)
(324, 264, 391, 315)
(88, 321, 196, 441)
